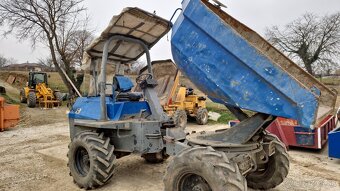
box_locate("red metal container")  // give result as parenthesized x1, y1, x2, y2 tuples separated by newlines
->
(267, 116, 336, 149)
(229, 115, 336, 149)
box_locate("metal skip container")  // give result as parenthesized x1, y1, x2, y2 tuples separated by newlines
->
(0, 97, 20, 132)
(171, 0, 337, 128)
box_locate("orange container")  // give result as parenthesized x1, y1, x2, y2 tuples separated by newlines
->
(0, 97, 20, 132)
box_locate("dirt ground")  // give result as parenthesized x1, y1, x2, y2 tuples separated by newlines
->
(0, 108, 340, 191)
(1, 78, 340, 191)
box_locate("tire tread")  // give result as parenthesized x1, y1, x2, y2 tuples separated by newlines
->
(164, 146, 247, 191)
(27, 92, 36, 108)
(68, 131, 116, 190)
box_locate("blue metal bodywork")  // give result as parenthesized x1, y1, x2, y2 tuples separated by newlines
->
(115, 76, 134, 92)
(171, 0, 320, 127)
(293, 126, 315, 146)
(69, 97, 151, 121)
(69, 74, 151, 121)
(329, 126, 340, 159)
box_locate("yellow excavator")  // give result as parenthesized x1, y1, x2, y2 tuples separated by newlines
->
(163, 70, 208, 128)
(139, 60, 208, 128)
(20, 72, 62, 108)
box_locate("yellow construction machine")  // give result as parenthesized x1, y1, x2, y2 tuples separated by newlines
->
(164, 74, 208, 128)
(139, 60, 208, 128)
(20, 72, 63, 108)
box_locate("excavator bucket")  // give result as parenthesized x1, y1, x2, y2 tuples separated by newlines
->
(0, 97, 20, 132)
(171, 0, 337, 128)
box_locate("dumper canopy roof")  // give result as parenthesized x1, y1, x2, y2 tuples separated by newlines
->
(82, 7, 171, 68)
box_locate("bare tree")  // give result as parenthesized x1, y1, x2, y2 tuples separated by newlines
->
(0, 54, 8, 68)
(38, 57, 54, 69)
(0, 0, 90, 94)
(0, 55, 16, 69)
(61, 28, 94, 91)
(266, 12, 340, 76)
(7, 58, 18, 66)
(67, 29, 94, 68)
(58, 27, 94, 91)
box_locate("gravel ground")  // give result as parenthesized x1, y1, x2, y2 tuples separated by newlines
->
(0, 113, 339, 191)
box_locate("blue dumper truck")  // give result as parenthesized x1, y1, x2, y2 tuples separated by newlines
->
(66, 0, 338, 190)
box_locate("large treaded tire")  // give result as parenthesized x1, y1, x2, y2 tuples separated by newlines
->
(246, 133, 289, 190)
(68, 131, 116, 189)
(27, 92, 36, 108)
(20, 89, 27, 103)
(173, 110, 187, 129)
(196, 108, 208, 125)
(164, 146, 247, 191)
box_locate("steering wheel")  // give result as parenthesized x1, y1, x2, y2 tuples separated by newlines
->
(136, 73, 153, 84)
(33, 79, 39, 84)
(34, 78, 43, 84)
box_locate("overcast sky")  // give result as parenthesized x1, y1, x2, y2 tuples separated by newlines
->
(0, 0, 340, 63)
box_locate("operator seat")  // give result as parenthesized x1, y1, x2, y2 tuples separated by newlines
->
(112, 75, 143, 102)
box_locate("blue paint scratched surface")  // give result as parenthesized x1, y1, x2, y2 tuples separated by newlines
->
(69, 97, 151, 121)
(171, 0, 319, 127)
(294, 127, 315, 146)
(115, 75, 134, 92)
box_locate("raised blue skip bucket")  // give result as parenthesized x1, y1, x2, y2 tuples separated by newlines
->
(171, 0, 337, 128)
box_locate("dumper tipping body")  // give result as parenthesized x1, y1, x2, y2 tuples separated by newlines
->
(171, 0, 337, 128)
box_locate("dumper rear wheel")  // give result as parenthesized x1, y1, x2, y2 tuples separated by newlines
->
(164, 146, 246, 191)
(27, 92, 36, 108)
(196, 108, 208, 125)
(20, 89, 27, 103)
(68, 131, 116, 189)
(246, 134, 289, 190)
(173, 110, 187, 129)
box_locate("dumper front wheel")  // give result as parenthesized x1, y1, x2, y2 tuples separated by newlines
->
(27, 92, 36, 108)
(246, 134, 289, 190)
(164, 146, 246, 191)
(68, 131, 116, 189)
